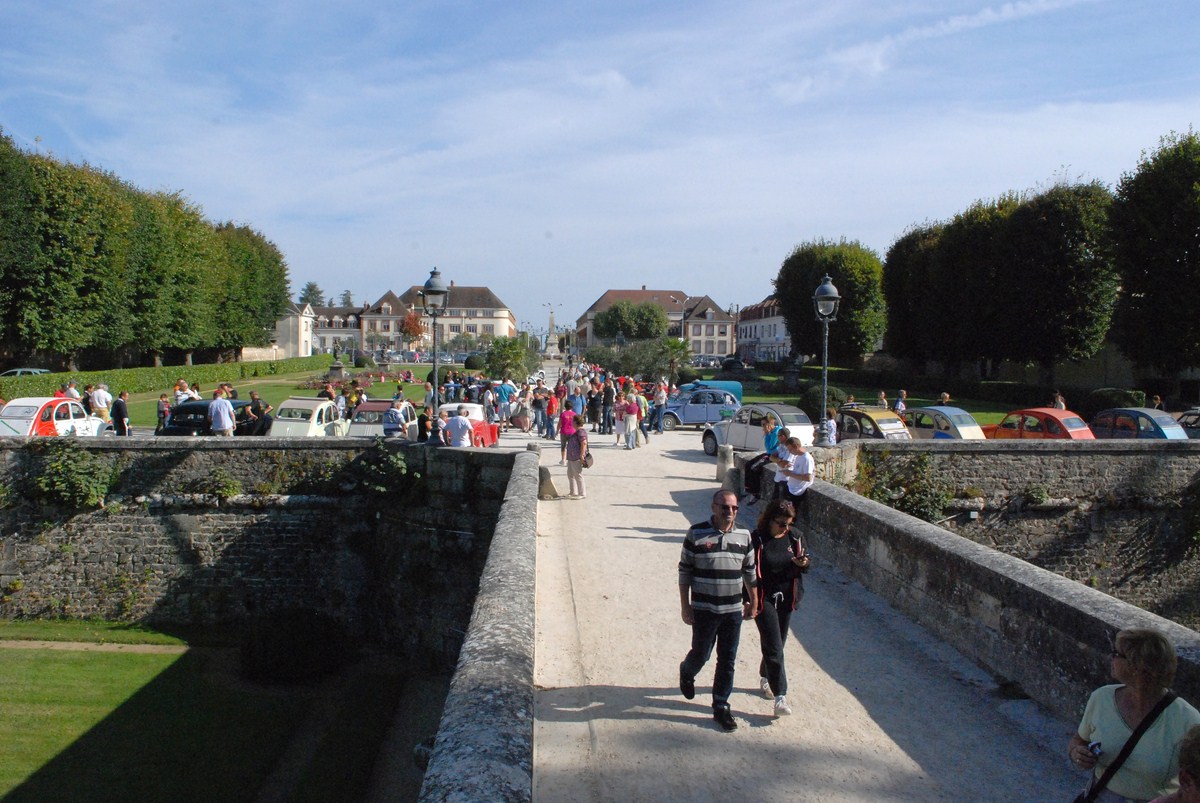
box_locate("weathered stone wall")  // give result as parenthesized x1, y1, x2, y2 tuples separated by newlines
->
(853, 441, 1200, 629)
(806, 481, 1200, 722)
(0, 439, 516, 664)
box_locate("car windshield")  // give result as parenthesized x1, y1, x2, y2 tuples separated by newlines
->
(878, 419, 907, 430)
(353, 410, 384, 424)
(949, 414, 976, 427)
(1062, 417, 1088, 429)
(0, 405, 39, 418)
(278, 407, 313, 420)
(1179, 414, 1200, 427)
(777, 412, 812, 425)
(171, 411, 208, 426)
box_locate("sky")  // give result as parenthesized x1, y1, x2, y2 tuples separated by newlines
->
(1, 0, 1198, 334)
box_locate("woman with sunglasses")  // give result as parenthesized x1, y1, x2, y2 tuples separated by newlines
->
(749, 498, 810, 717)
(1069, 628, 1200, 802)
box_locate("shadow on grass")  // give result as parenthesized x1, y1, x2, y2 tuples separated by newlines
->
(3, 648, 442, 803)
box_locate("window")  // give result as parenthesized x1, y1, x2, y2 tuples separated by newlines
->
(706, 324, 715, 336)
(381, 322, 390, 332)
(467, 309, 478, 317)
(466, 324, 477, 333)
(692, 324, 701, 336)
(484, 325, 494, 334)
(719, 326, 727, 336)
(449, 325, 462, 334)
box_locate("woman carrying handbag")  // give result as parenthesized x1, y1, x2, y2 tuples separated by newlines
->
(564, 421, 589, 499)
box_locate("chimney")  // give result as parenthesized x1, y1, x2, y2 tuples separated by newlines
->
(642, 285, 647, 290)
(450, 280, 456, 287)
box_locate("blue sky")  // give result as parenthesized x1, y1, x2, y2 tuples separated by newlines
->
(2, 0, 1197, 333)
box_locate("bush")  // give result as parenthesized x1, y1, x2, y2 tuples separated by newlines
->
(676, 367, 699, 385)
(31, 439, 117, 509)
(354, 354, 377, 370)
(1077, 387, 1146, 420)
(464, 354, 486, 371)
(240, 608, 353, 684)
(798, 384, 845, 423)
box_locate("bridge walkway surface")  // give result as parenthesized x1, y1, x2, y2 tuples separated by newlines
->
(531, 426, 1084, 801)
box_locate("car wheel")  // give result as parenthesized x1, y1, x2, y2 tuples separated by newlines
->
(662, 414, 679, 431)
(702, 431, 718, 456)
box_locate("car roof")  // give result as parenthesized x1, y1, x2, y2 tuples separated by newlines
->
(908, 405, 973, 416)
(6, 397, 70, 406)
(844, 407, 904, 422)
(1095, 407, 1182, 424)
(279, 397, 335, 409)
(173, 398, 250, 410)
(352, 400, 397, 412)
(745, 402, 806, 415)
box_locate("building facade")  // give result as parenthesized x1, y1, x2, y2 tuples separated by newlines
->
(278, 284, 516, 356)
(736, 296, 792, 363)
(575, 287, 736, 357)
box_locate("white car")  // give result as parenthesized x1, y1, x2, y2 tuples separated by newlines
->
(0, 397, 112, 437)
(267, 397, 351, 437)
(701, 403, 814, 456)
(347, 399, 418, 439)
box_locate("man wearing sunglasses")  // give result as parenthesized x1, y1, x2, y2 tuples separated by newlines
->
(678, 489, 759, 732)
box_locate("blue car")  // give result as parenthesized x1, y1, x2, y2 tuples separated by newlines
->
(660, 387, 740, 430)
(1089, 408, 1188, 440)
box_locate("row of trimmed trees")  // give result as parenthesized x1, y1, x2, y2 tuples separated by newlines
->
(0, 129, 290, 370)
(774, 131, 1200, 381)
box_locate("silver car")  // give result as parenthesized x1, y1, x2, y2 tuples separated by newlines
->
(701, 403, 814, 456)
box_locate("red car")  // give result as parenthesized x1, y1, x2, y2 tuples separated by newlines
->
(438, 403, 499, 447)
(981, 408, 1095, 440)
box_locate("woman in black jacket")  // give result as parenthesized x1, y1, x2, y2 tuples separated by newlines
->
(749, 498, 810, 717)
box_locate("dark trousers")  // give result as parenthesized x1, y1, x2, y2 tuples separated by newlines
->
(681, 609, 743, 708)
(601, 404, 614, 435)
(744, 453, 771, 496)
(755, 593, 794, 696)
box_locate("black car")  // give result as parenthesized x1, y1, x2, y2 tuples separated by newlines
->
(158, 399, 261, 436)
(721, 357, 747, 371)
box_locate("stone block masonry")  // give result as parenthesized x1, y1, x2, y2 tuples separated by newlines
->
(0, 439, 515, 666)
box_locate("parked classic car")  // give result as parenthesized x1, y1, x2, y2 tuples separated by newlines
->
(1089, 408, 1188, 440)
(0, 397, 111, 437)
(437, 402, 499, 447)
(835, 404, 911, 441)
(157, 399, 259, 436)
(1178, 408, 1200, 439)
(701, 403, 815, 456)
(268, 397, 351, 437)
(981, 408, 1095, 440)
(348, 399, 418, 439)
(900, 406, 986, 440)
(660, 387, 741, 431)
(0, 368, 51, 377)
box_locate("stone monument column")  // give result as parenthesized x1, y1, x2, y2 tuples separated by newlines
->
(543, 310, 561, 359)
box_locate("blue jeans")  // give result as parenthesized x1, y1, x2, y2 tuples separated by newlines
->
(534, 407, 546, 435)
(546, 414, 557, 439)
(652, 406, 664, 433)
(601, 405, 613, 435)
(680, 609, 743, 708)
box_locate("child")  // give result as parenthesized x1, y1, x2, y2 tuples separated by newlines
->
(156, 394, 171, 434)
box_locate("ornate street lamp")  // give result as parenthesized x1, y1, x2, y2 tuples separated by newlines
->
(812, 274, 841, 448)
(420, 267, 449, 401)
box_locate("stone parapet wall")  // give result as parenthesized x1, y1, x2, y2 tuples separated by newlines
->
(0, 440, 516, 665)
(806, 481, 1200, 721)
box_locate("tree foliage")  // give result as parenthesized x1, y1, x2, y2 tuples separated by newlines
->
(593, 300, 668, 340)
(1110, 131, 1200, 374)
(486, 337, 536, 380)
(298, 282, 325, 306)
(774, 240, 887, 364)
(0, 128, 291, 368)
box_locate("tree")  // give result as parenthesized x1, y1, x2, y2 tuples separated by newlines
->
(632, 304, 669, 340)
(773, 240, 887, 365)
(486, 337, 531, 381)
(298, 282, 325, 306)
(592, 300, 639, 339)
(340, 290, 354, 306)
(399, 310, 425, 344)
(883, 224, 942, 363)
(658, 337, 691, 386)
(1110, 131, 1200, 374)
(1001, 182, 1117, 382)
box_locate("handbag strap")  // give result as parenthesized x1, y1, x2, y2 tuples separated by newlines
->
(1085, 690, 1177, 802)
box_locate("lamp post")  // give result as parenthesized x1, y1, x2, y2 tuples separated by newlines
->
(812, 274, 841, 448)
(419, 267, 449, 401)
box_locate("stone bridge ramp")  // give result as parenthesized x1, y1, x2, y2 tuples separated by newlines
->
(534, 430, 1081, 801)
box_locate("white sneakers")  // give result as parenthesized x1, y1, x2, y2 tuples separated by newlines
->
(774, 695, 792, 716)
(759, 677, 772, 699)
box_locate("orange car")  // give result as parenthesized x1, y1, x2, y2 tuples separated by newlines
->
(981, 408, 1095, 440)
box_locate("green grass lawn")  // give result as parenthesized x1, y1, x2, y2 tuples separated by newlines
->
(0, 619, 188, 646)
(0, 648, 310, 801)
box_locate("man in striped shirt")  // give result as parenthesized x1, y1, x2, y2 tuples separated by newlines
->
(678, 489, 759, 732)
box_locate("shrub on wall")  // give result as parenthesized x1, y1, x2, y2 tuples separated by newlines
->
(856, 451, 951, 524)
(30, 439, 117, 509)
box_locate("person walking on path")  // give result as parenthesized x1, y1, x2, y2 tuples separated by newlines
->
(777, 437, 814, 516)
(565, 421, 589, 499)
(749, 498, 810, 717)
(678, 489, 758, 732)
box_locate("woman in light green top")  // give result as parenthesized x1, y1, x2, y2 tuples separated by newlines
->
(1069, 629, 1200, 801)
